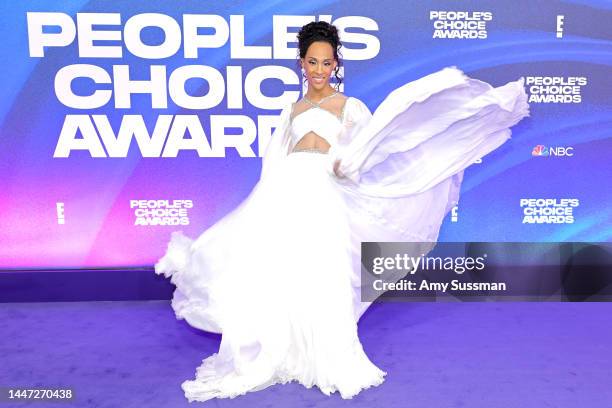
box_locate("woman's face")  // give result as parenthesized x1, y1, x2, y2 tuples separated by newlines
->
(301, 41, 337, 92)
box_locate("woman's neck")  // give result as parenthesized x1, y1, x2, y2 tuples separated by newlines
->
(305, 87, 337, 103)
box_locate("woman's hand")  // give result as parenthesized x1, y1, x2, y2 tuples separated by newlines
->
(333, 159, 345, 178)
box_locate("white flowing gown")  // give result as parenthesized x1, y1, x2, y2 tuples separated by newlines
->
(154, 66, 530, 401)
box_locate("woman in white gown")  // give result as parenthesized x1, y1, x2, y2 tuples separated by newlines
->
(154, 21, 530, 402)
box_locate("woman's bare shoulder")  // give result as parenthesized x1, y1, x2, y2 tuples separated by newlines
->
(336, 92, 351, 103)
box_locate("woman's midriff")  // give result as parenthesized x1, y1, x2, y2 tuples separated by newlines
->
(292, 133, 331, 154)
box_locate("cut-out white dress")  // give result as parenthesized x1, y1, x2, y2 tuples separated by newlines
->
(154, 66, 530, 402)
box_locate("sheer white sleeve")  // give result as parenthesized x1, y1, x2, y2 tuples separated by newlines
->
(328, 97, 373, 181)
(260, 104, 292, 181)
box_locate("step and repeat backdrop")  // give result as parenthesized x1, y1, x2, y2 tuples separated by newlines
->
(1, 1, 610, 268)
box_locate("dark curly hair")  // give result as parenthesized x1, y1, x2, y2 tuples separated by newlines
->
(296, 21, 343, 91)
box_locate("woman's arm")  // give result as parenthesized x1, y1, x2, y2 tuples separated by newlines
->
(260, 104, 292, 180)
(330, 97, 373, 181)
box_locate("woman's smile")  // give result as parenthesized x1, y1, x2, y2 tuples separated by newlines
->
(313, 76, 325, 84)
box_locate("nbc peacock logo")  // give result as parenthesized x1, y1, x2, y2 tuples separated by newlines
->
(532, 145, 549, 156)
(531, 145, 574, 157)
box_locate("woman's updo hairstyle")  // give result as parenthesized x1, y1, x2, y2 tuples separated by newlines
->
(296, 21, 343, 90)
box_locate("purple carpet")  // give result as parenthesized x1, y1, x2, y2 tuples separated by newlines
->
(1, 300, 611, 407)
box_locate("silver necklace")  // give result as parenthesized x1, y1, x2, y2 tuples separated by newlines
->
(303, 91, 339, 107)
